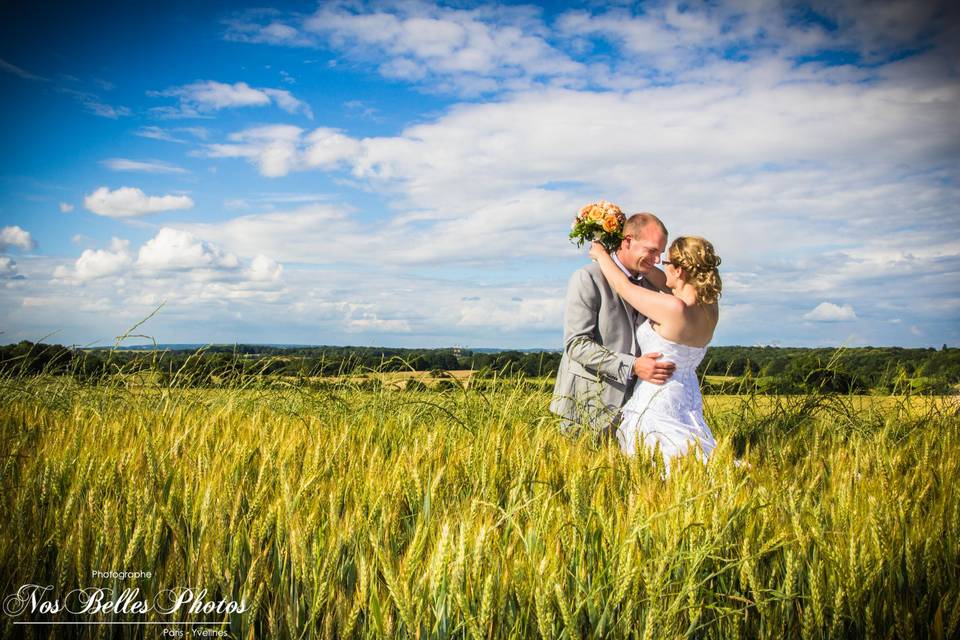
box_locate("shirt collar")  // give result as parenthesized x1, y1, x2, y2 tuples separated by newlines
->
(611, 253, 641, 281)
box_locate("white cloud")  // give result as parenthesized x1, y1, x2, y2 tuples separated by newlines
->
(150, 80, 313, 118)
(803, 302, 858, 322)
(173, 204, 349, 261)
(246, 254, 283, 281)
(457, 295, 564, 331)
(204, 125, 304, 177)
(173, 80, 268, 108)
(101, 158, 188, 174)
(135, 126, 186, 143)
(171, 190, 575, 268)
(54, 238, 133, 282)
(3, 1, 956, 348)
(83, 187, 194, 218)
(0, 256, 21, 279)
(137, 228, 240, 271)
(48, 231, 284, 307)
(341, 302, 412, 333)
(263, 88, 310, 117)
(0, 225, 35, 251)
(304, 127, 363, 168)
(224, 16, 316, 47)
(190, 48, 957, 344)
(59, 202, 75, 213)
(204, 75, 957, 253)
(205, 125, 359, 177)
(58, 88, 131, 119)
(227, 1, 584, 95)
(224, 0, 949, 97)
(135, 126, 211, 143)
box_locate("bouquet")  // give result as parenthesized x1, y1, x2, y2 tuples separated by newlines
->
(569, 200, 626, 252)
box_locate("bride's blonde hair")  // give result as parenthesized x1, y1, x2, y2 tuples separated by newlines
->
(668, 236, 722, 305)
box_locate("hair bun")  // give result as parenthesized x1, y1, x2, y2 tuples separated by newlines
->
(668, 235, 722, 304)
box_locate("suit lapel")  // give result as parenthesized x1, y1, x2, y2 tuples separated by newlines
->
(622, 276, 657, 354)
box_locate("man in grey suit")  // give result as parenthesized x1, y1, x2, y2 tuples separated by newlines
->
(550, 212, 676, 437)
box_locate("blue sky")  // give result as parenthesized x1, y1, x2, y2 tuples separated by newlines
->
(1, 0, 957, 349)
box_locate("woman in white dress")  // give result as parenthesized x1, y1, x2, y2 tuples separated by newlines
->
(588, 236, 722, 473)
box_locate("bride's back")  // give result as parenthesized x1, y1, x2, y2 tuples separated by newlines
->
(650, 301, 718, 348)
(653, 235, 722, 348)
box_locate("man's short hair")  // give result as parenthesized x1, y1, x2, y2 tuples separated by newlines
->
(623, 212, 667, 238)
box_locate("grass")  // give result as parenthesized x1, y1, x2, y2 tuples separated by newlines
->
(0, 371, 958, 639)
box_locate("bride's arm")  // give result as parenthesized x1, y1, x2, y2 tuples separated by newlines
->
(589, 242, 683, 324)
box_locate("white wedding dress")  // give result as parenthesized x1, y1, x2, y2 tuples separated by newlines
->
(617, 319, 717, 472)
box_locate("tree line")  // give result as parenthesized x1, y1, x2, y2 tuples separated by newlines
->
(0, 341, 956, 393)
(698, 345, 960, 393)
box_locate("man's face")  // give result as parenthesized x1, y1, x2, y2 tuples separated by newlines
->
(620, 225, 667, 275)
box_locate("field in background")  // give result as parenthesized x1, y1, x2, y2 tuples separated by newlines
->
(1, 376, 958, 639)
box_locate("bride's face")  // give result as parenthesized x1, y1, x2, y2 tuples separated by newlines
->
(663, 261, 681, 289)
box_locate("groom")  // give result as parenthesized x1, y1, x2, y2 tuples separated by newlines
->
(550, 212, 675, 437)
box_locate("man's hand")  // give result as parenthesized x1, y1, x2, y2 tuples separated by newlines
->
(633, 352, 675, 384)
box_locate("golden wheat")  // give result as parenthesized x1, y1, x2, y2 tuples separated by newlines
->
(0, 378, 956, 638)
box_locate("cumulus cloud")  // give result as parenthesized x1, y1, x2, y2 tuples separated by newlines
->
(48, 231, 285, 303)
(803, 302, 859, 322)
(53, 238, 133, 282)
(0, 226, 35, 251)
(149, 80, 313, 118)
(84, 187, 194, 218)
(101, 158, 188, 174)
(246, 254, 283, 281)
(137, 228, 240, 271)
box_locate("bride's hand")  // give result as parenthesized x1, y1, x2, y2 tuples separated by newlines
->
(588, 241, 608, 261)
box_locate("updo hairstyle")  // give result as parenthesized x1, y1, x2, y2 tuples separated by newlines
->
(668, 236, 722, 305)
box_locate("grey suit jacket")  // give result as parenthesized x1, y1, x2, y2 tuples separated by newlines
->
(550, 262, 658, 433)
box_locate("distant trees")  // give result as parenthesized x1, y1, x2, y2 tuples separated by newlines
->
(0, 341, 957, 393)
(0, 341, 104, 379)
(697, 345, 959, 392)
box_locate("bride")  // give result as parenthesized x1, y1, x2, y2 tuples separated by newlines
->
(588, 237, 722, 474)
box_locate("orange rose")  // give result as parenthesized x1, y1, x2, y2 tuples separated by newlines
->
(602, 213, 619, 232)
(588, 206, 604, 221)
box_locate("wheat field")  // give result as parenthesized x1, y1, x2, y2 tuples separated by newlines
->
(1, 375, 958, 639)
